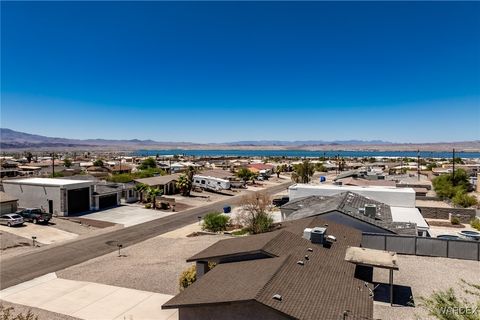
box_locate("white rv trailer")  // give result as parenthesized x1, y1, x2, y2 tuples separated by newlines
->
(193, 175, 231, 191)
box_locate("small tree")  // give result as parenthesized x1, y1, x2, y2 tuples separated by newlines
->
(93, 159, 104, 167)
(138, 157, 157, 170)
(293, 160, 315, 183)
(238, 192, 274, 234)
(63, 158, 72, 168)
(237, 168, 255, 183)
(276, 165, 282, 178)
(24, 152, 33, 163)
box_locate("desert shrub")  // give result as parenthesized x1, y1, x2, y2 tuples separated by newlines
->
(419, 280, 480, 320)
(0, 305, 38, 320)
(470, 218, 480, 231)
(179, 265, 196, 290)
(179, 263, 217, 290)
(451, 217, 461, 225)
(453, 192, 478, 208)
(202, 212, 230, 232)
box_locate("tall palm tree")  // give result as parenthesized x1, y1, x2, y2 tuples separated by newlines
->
(135, 183, 149, 202)
(176, 174, 191, 196)
(146, 187, 162, 209)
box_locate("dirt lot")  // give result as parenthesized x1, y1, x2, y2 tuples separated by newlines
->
(373, 255, 480, 320)
(57, 233, 229, 295)
(0, 217, 100, 260)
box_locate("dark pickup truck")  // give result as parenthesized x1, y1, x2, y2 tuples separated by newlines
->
(16, 208, 52, 224)
(272, 196, 289, 207)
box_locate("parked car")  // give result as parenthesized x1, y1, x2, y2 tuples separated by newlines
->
(0, 214, 24, 227)
(17, 208, 52, 224)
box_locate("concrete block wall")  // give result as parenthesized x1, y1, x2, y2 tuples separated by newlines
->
(417, 206, 476, 223)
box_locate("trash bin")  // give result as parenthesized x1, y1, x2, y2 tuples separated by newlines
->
(223, 206, 231, 214)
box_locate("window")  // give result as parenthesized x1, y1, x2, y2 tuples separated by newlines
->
(217, 182, 221, 185)
(201, 180, 205, 184)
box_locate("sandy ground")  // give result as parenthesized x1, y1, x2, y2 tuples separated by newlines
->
(57, 234, 228, 295)
(0, 300, 81, 320)
(373, 255, 480, 320)
(415, 199, 453, 208)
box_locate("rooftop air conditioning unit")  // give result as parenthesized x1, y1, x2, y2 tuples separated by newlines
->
(364, 204, 377, 219)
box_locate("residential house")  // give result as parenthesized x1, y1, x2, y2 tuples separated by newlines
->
(280, 192, 429, 236)
(2, 178, 93, 216)
(134, 173, 181, 195)
(163, 217, 373, 320)
(288, 184, 416, 208)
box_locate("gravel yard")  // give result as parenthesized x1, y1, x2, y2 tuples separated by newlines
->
(373, 255, 480, 320)
(0, 300, 80, 320)
(49, 217, 99, 235)
(57, 234, 229, 295)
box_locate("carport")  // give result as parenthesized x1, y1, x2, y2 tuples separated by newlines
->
(345, 246, 399, 306)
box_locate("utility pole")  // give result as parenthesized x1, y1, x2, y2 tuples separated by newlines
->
(417, 149, 420, 181)
(452, 148, 455, 186)
(51, 153, 55, 177)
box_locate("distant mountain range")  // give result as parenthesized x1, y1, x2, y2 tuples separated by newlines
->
(1, 128, 479, 152)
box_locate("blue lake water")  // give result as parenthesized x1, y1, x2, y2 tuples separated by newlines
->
(133, 149, 480, 159)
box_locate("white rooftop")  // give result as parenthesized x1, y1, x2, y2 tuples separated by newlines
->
(3, 178, 93, 186)
(289, 184, 412, 193)
(390, 206, 429, 229)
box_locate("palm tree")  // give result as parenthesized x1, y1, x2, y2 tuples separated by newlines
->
(176, 174, 191, 196)
(146, 187, 162, 209)
(134, 183, 149, 202)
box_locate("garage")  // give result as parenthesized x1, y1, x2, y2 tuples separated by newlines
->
(99, 194, 118, 209)
(67, 188, 91, 214)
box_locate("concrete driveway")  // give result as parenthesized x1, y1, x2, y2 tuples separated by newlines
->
(0, 224, 78, 245)
(78, 204, 176, 227)
(0, 273, 178, 320)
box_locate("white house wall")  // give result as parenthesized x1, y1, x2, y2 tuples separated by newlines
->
(3, 184, 63, 215)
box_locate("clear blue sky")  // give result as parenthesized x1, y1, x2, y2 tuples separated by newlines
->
(1, 1, 479, 143)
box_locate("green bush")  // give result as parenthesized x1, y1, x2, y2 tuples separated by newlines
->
(470, 218, 480, 231)
(451, 217, 461, 225)
(202, 212, 230, 232)
(252, 213, 274, 234)
(452, 192, 478, 208)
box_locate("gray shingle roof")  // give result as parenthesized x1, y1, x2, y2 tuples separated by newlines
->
(284, 192, 417, 235)
(164, 217, 373, 320)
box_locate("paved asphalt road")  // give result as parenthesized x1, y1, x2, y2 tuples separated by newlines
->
(1, 182, 291, 289)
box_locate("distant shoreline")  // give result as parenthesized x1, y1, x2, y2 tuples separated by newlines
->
(2, 143, 480, 154)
